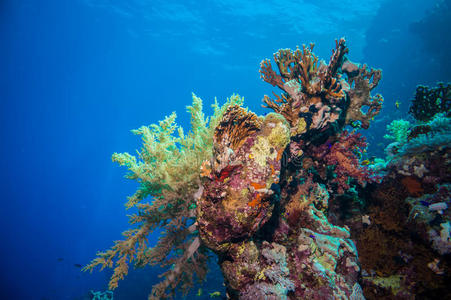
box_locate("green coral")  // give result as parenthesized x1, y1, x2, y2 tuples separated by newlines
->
(384, 119, 411, 145)
(85, 93, 245, 299)
(113, 93, 244, 209)
(250, 113, 290, 168)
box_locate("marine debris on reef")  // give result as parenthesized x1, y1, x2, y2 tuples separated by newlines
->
(85, 38, 450, 299)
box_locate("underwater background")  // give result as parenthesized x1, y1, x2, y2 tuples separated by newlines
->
(1, 0, 450, 299)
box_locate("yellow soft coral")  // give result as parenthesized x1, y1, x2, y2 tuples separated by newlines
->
(84, 93, 245, 299)
(250, 113, 290, 168)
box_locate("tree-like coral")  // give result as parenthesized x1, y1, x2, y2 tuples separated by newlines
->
(260, 38, 383, 135)
(86, 38, 384, 299)
(343, 63, 383, 129)
(84, 94, 245, 299)
(260, 39, 349, 131)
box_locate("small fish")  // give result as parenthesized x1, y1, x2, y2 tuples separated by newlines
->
(351, 121, 361, 128)
(74, 264, 82, 268)
(57, 258, 64, 262)
(395, 100, 400, 109)
(361, 160, 371, 166)
(309, 234, 315, 239)
(209, 291, 221, 298)
(197, 288, 202, 296)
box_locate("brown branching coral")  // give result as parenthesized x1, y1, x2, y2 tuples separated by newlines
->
(327, 38, 349, 81)
(261, 92, 299, 128)
(293, 44, 320, 95)
(343, 63, 383, 129)
(260, 38, 349, 129)
(260, 38, 382, 135)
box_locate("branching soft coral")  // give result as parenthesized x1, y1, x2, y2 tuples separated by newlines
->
(384, 119, 411, 145)
(343, 62, 383, 129)
(84, 94, 244, 299)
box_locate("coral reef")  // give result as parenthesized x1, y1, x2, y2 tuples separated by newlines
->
(197, 38, 381, 299)
(84, 94, 245, 299)
(86, 39, 384, 299)
(337, 86, 451, 299)
(384, 119, 411, 145)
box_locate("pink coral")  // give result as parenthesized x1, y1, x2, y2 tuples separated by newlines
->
(321, 130, 375, 194)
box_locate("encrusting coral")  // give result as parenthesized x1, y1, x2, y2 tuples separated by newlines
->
(85, 39, 384, 299)
(197, 106, 290, 253)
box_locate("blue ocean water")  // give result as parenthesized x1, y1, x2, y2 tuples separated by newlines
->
(0, 1, 449, 299)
